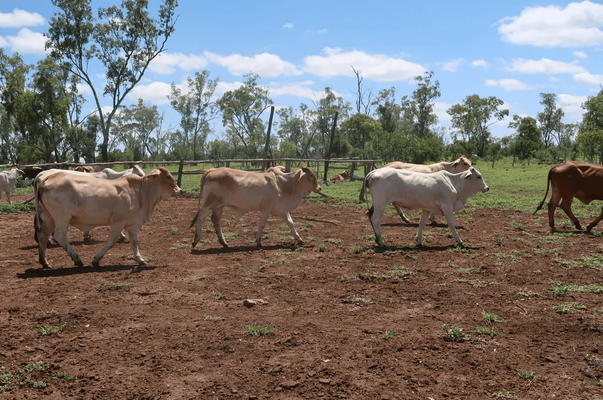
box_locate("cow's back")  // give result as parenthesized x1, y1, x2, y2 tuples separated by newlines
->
(202, 168, 279, 211)
(384, 161, 441, 173)
(551, 162, 603, 202)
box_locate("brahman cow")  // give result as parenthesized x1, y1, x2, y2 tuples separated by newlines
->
(32, 166, 146, 242)
(0, 167, 25, 203)
(365, 167, 489, 247)
(75, 165, 95, 173)
(534, 161, 603, 233)
(35, 166, 180, 269)
(330, 171, 350, 181)
(383, 155, 473, 223)
(190, 166, 321, 248)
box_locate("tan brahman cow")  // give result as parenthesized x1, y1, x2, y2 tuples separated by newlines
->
(190, 166, 321, 248)
(35, 166, 181, 269)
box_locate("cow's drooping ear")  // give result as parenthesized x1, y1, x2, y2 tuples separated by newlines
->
(463, 170, 472, 180)
(452, 160, 459, 168)
(301, 166, 310, 174)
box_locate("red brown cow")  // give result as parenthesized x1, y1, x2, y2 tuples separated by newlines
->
(534, 161, 603, 232)
(190, 166, 321, 248)
(330, 171, 350, 181)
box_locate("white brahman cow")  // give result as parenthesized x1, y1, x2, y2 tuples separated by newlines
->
(383, 155, 473, 224)
(0, 167, 25, 203)
(190, 166, 321, 248)
(365, 166, 489, 247)
(35, 166, 180, 268)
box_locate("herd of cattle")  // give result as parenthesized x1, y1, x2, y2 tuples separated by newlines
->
(0, 157, 602, 270)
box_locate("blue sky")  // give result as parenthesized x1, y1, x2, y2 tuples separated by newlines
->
(1, 0, 602, 142)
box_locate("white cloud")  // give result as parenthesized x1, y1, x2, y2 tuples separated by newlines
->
(282, 23, 293, 29)
(149, 52, 209, 74)
(0, 9, 44, 28)
(204, 51, 302, 78)
(573, 71, 603, 85)
(268, 80, 317, 99)
(485, 78, 532, 91)
(215, 80, 245, 95)
(558, 93, 588, 119)
(317, 29, 328, 35)
(0, 36, 8, 47)
(506, 58, 586, 75)
(472, 59, 489, 68)
(434, 102, 452, 123)
(6, 28, 47, 54)
(303, 47, 426, 82)
(442, 59, 465, 72)
(574, 50, 588, 58)
(127, 81, 173, 105)
(499, 1, 603, 47)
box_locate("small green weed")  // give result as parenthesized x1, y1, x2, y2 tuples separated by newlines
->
(318, 243, 326, 252)
(203, 315, 225, 321)
(443, 324, 473, 343)
(382, 330, 396, 339)
(36, 324, 66, 336)
(96, 282, 132, 292)
(245, 323, 275, 336)
(517, 370, 538, 379)
(552, 302, 586, 314)
(493, 389, 517, 399)
(213, 291, 224, 300)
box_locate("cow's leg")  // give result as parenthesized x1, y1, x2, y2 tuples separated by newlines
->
(547, 188, 564, 232)
(429, 211, 437, 225)
(416, 210, 430, 246)
(6, 192, 11, 204)
(52, 224, 84, 267)
(256, 210, 272, 247)
(126, 229, 146, 266)
(92, 226, 123, 267)
(394, 205, 411, 223)
(82, 228, 93, 242)
(442, 209, 463, 247)
(118, 230, 128, 243)
(368, 203, 386, 247)
(37, 214, 54, 269)
(191, 207, 213, 249)
(557, 195, 582, 231)
(587, 207, 603, 232)
(210, 208, 228, 247)
(282, 212, 303, 244)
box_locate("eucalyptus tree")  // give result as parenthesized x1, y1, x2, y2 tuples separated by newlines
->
(216, 73, 273, 158)
(401, 70, 440, 139)
(0, 50, 29, 163)
(576, 89, 603, 163)
(508, 115, 542, 163)
(447, 94, 509, 158)
(168, 70, 218, 160)
(112, 99, 163, 160)
(45, 0, 178, 162)
(276, 104, 315, 158)
(312, 87, 351, 158)
(372, 87, 401, 134)
(537, 93, 564, 148)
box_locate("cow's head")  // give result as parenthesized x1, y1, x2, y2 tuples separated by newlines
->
(301, 166, 322, 194)
(451, 155, 472, 173)
(10, 167, 25, 179)
(462, 167, 489, 193)
(146, 166, 182, 200)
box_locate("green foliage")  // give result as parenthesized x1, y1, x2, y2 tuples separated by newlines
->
(36, 324, 65, 336)
(443, 324, 473, 343)
(0, 362, 76, 393)
(245, 323, 275, 336)
(382, 330, 396, 339)
(517, 370, 538, 379)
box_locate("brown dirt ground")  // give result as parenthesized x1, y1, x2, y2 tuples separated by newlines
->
(2, 192, 603, 400)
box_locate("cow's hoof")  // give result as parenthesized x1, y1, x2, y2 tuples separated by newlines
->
(219, 241, 229, 248)
(75, 260, 84, 267)
(137, 259, 148, 266)
(92, 260, 100, 268)
(256, 243, 263, 248)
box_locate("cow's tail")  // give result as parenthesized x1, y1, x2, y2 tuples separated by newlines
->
(189, 171, 209, 229)
(34, 180, 43, 243)
(533, 169, 552, 214)
(363, 170, 374, 220)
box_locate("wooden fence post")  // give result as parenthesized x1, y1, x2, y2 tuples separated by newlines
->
(323, 112, 339, 182)
(177, 160, 184, 188)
